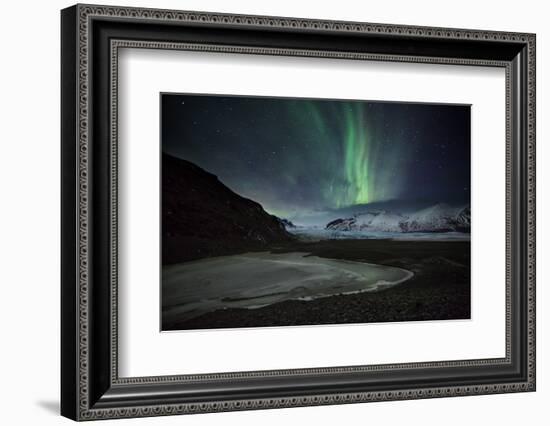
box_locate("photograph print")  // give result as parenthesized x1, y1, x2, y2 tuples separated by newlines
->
(161, 94, 471, 331)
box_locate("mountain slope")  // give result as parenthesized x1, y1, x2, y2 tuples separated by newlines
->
(162, 153, 292, 264)
(326, 203, 470, 233)
(401, 204, 469, 233)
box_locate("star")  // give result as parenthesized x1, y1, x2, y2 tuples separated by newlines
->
(163, 93, 471, 216)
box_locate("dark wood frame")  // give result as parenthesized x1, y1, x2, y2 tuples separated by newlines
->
(61, 4, 536, 421)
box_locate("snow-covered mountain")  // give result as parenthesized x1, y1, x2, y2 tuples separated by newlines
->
(326, 211, 406, 232)
(325, 203, 470, 233)
(455, 206, 470, 231)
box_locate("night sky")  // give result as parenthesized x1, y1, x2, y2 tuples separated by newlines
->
(162, 94, 470, 224)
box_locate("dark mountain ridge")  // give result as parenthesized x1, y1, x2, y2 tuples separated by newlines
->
(162, 153, 292, 264)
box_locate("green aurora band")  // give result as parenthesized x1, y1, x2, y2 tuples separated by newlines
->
(287, 99, 407, 210)
(164, 93, 470, 223)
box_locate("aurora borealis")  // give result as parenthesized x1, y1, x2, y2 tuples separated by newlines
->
(162, 94, 470, 225)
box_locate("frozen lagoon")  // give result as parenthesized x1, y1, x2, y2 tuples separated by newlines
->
(162, 252, 413, 326)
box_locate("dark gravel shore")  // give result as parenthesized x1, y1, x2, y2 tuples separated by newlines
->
(162, 239, 470, 331)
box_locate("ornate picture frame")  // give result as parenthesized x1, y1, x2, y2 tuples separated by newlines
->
(61, 4, 535, 421)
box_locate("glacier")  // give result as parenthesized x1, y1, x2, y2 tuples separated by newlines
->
(284, 203, 470, 241)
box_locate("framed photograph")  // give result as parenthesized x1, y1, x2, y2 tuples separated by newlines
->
(61, 4, 536, 421)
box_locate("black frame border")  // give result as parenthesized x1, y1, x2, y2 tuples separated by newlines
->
(61, 4, 536, 421)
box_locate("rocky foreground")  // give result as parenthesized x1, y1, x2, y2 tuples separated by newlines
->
(162, 239, 470, 331)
